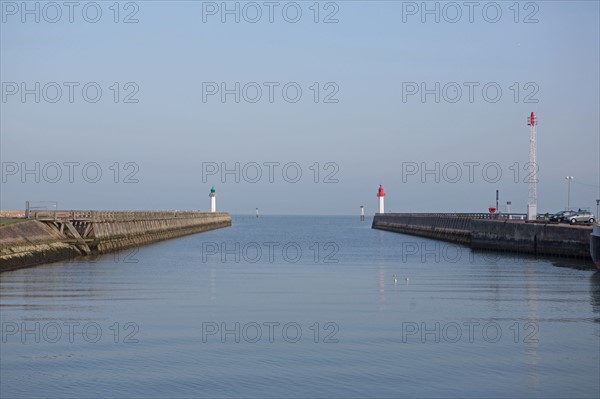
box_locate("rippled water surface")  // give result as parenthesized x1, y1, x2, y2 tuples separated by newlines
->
(1, 216, 599, 398)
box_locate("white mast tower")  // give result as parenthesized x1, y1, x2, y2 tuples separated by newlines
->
(527, 112, 538, 221)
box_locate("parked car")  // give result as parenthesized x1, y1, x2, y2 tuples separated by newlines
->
(564, 211, 596, 225)
(550, 210, 577, 222)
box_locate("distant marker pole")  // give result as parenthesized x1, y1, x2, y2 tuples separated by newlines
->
(360, 205, 365, 221)
(495, 190, 499, 215)
(377, 184, 385, 214)
(256, 208, 259, 218)
(209, 186, 216, 213)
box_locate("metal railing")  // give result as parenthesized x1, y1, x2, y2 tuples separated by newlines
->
(378, 213, 528, 220)
(26, 210, 229, 221)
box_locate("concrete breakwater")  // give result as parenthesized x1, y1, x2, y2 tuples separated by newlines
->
(372, 213, 592, 260)
(0, 210, 231, 272)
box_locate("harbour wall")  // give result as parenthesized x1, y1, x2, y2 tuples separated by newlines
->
(0, 211, 231, 272)
(372, 213, 592, 260)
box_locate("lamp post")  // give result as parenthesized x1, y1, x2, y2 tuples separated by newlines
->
(596, 199, 599, 219)
(565, 176, 574, 210)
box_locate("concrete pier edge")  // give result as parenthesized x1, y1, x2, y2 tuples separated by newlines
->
(372, 213, 592, 260)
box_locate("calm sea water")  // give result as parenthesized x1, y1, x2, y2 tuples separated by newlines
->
(1, 216, 599, 398)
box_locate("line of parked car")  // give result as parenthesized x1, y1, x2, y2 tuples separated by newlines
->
(549, 210, 596, 225)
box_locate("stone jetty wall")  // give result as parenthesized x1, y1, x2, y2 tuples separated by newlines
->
(372, 213, 591, 259)
(0, 211, 232, 272)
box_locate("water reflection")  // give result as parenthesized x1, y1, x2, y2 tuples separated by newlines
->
(525, 260, 540, 390)
(377, 263, 386, 305)
(551, 259, 597, 270)
(209, 266, 218, 302)
(590, 272, 600, 323)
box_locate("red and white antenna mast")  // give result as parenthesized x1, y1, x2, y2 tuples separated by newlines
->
(527, 112, 538, 221)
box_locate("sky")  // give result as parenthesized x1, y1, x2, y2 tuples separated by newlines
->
(1, 0, 599, 215)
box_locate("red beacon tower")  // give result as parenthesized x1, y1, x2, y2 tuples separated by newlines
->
(377, 184, 385, 214)
(528, 111, 536, 127)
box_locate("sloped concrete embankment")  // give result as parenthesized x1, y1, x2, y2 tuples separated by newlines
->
(0, 220, 84, 272)
(92, 212, 231, 253)
(372, 214, 472, 245)
(1, 212, 232, 272)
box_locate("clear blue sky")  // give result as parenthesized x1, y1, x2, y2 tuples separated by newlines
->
(1, 1, 599, 215)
